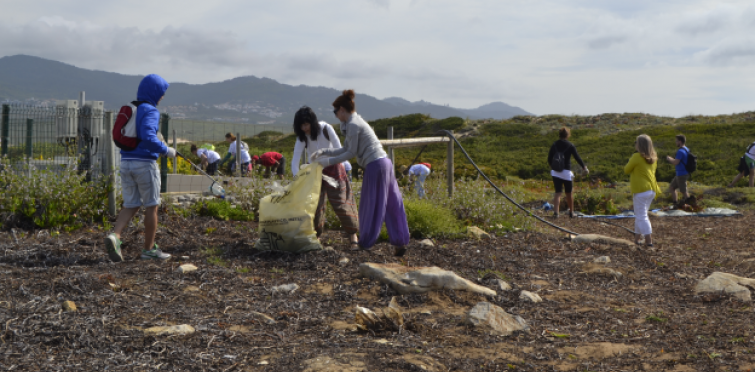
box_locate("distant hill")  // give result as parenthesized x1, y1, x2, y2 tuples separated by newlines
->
(0, 55, 533, 123)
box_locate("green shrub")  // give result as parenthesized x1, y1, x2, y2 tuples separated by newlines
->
(193, 199, 254, 221)
(0, 157, 110, 230)
(404, 198, 464, 239)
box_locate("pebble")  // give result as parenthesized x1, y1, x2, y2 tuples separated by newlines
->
(593, 256, 611, 263)
(62, 300, 77, 312)
(272, 283, 299, 294)
(338, 257, 350, 266)
(519, 290, 543, 303)
(176, 264, 198, 273)
(495, 279, 513, 291)
(419, 239, 434, 247)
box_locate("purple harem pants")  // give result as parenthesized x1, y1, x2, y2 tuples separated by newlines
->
(358, 157, 410, 248)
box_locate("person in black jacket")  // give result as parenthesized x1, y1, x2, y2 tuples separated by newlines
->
(547, 127, 589, 218)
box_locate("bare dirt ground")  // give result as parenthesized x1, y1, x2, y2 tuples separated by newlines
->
(2, 208, 755, 371)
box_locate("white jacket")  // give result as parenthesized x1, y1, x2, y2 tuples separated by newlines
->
(292, 121, 352, 176)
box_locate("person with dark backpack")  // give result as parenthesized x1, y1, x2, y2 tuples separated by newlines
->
(728, 141, 755, 187)
(665, 134, 692, 206)
(547, 127, 589, 218)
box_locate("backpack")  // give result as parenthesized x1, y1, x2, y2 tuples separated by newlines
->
(112, 101, 146, 151)
(550, 142, 567, 172)
(681, 147, 697, 174)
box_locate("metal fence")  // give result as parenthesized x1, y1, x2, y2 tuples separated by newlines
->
(170, 119, 292, 143)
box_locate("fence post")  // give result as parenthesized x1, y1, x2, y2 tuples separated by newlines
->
(160, 113, 170, 193)
(104, 111, 117, 217)
(1, 104, 9, 157)
(25, 119, 33, 158)
(387, 126, 395, 166)
(235, 132, 241, 177)
(447, 131, 454, 198)
(172, 129, 177, 174)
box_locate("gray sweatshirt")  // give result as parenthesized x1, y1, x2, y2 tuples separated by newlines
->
(320, 112, 387, 168)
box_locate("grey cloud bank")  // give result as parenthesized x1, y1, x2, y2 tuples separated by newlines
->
(0, 0, 753, 117)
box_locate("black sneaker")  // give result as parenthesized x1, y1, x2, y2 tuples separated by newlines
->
(393, 246, 407, 257)
(553, 212, 559, 218)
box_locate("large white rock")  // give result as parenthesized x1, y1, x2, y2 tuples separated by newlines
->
(695, 272, 755, 302)
(358, 263, 496, 296)
(465, 302, 529, 336)
(572, 234, 633, 247)
(144, 324, 195, 336)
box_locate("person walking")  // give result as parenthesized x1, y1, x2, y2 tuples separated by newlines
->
(259, 152, 286, 180)
(310, 90, 410, 256)
(665, 134, 691, 206)
(624, 134, 662, 247)
(728, 141, 755, 187)
(407, 163, 431, 199)
(547, 127, 588, 218)
(218, 133, 251, 176)
(292, 106, 359, 248)
(104, 74, 175, 262)
(191, 144, 221, 176)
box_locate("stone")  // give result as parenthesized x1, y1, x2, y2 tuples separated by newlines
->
(419, 239, 434, 247)
(494, 279, 512, 291)
(303, 353, 366, 372)
(694, 272, 755, 301)
(464, 302, 529, 336)
(144, 324, 195, 336)
(322, 246, 335, 252)
(250, 311, 277, 325)
(594, 256, 611, 263)
(519, 290, 543, 303)
(572, 234, 633, 247)
(339, 257, 350, 266)
(467, 226, 491, 240)
(359, 263, 496, 296)
(354, 304, 404, 332)
(62, 300, 77, 312)
(581, 263, 623, 279)
(176, 264, 198, 273)
(272, 283, 299, 294)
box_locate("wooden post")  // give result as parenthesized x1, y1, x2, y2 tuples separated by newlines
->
(172, 129, 177, 174)
(236, 132, 241, 177)
(104, 111, 117, 217)
(447, 130, 454, 197)
(160, 113, 169, 193)
(387, 126, 395, 165)
(1, 104, 8, 157)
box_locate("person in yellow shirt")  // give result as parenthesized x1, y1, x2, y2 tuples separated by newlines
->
(624, 134, 661, 247)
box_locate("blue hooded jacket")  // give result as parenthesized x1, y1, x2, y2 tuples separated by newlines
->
(120, 74, 169, 161)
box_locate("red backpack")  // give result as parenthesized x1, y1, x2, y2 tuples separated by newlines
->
(112, 101, 146, 151)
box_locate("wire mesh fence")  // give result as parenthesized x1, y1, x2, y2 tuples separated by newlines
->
(169, 119, 292, 143)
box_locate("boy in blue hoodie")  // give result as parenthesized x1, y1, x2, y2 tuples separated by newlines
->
(105, 74, 176, 262)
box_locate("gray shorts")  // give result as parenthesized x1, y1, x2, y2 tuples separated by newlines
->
(120, 160, 161, 208)
(669, 174, 689, 194)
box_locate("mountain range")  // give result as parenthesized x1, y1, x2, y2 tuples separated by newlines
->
(0, 55, 532, 124)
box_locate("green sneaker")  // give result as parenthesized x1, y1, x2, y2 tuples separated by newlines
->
(141, 244, 171, 260)
(105, 233, 123, 262)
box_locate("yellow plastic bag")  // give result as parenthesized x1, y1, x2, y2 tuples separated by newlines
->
(255, 163, 323, 253)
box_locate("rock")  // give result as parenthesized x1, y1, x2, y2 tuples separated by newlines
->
(62, 300, 77, 312)
(581, 263, 623, 279)
(467, 226, 491, 240)
(322, 246, 335, 252)
(494, 279, 512, 291)
(250, 311, 277, 325)
(272, 283, 299, 294)
(594, 256, 611, 263)
(303, 353, 366, 372)
(419, 239, 434, 247)
(144, 324, 195, 336)
(401, 354, 448, 372)
(183, 285, 200, 292)
(358, 263, 496, 296)
(694, 272, 755, 301)
(572, 234, 633, 247)
(339, 257, 350, 266)
(464, 302, 529, 336)
(176, 264, 198, 273)
(519, 290, 543, 303)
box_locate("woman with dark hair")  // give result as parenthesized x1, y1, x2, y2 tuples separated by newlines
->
(218, 133, 251, 175)
(547, 127, 588, 218)
(191, 144, 221, 176)
(624, 134, 661, 247)
(292, 106, 358, 248)
(310, 90, 410, 256)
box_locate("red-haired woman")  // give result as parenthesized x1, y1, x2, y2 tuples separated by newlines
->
(310, 90, 410, 256)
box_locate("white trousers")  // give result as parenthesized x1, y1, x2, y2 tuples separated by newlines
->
(633, 190, 655, 236)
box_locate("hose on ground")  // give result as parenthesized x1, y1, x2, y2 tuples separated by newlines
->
(437, 130, 581, 236)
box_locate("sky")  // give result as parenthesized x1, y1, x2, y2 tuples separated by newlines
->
(1, 0, 754, 117)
